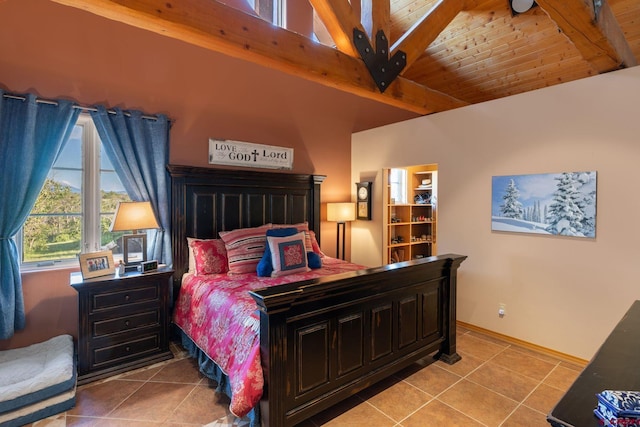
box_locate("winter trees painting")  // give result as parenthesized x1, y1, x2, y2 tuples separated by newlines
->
(491, 172, 597, 238)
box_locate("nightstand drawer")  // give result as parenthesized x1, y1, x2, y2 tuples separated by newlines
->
(92, 285, 158, 311)
(93, 310, 160, 337)
(93, 335, 160, 366)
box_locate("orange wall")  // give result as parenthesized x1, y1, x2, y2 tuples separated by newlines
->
(0, 0, 415, 350)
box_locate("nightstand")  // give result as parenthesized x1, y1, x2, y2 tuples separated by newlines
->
(70, 266, 174, 384)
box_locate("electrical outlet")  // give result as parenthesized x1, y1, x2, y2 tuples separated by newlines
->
(498, 303, 506, 317)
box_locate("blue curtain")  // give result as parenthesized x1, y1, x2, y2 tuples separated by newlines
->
(0, 91, 80, 339)
(89, 106, 171, 267)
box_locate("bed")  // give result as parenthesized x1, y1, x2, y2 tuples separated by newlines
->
(168, 164, 466, 427)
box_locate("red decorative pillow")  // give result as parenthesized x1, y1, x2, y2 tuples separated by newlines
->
(219, 225, 271, 275)
(187, 237, 215, 273)
(191, 239, 228, 275)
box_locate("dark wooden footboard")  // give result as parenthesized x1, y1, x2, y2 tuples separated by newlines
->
(250, 253, 466, 427)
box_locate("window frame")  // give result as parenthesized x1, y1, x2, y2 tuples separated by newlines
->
(389, 168, 408, 205)
(18, 114, 125, 271)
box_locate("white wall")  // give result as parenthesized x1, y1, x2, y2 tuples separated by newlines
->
(351, 66, 640, 360)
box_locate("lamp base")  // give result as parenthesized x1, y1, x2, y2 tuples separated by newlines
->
(122, 233, 147, 266)
(336, 222, 346, 261)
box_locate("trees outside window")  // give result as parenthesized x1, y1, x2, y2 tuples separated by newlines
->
(19, 115, 130, 268)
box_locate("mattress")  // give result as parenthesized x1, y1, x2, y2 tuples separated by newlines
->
(0, 334, 76, 426)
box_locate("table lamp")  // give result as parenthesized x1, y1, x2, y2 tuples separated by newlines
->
(326, 202, 356, 260)
(110, 201, 159, 268)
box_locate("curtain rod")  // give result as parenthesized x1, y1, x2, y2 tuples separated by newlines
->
(2, 93, 166, 122)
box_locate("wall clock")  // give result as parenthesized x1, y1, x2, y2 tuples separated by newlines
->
(356, 181, 372, 220)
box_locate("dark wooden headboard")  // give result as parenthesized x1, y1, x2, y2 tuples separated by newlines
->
(167, 165, 325, 284)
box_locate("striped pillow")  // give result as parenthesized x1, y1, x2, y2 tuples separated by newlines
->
(219, 225, 271, 275)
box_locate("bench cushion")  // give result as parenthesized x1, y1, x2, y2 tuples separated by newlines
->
(0, 334, 76, 426)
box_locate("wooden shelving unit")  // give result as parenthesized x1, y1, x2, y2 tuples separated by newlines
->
(383, 165, 437, 264)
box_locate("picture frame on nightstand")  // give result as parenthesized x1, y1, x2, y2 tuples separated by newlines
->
(79, 250, 115, 279)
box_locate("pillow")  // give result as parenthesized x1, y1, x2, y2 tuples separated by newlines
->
(187, 237, 200, 273)
(257, 227, 298, 277)
(307, 251, 322, 269)
(191, 239, 228, 275)
(272, 223, 313, 253)
(187, 237, 226, 273)
(308, 230, 326, 258)
(267, 232, 310, 277)
(272, 222, 309, 232)
(219, 225, 271, 275)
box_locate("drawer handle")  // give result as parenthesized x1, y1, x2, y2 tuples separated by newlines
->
(124, 295, 130, 301)
(126, 346, 131, 352)
(125, 320, 130, 327)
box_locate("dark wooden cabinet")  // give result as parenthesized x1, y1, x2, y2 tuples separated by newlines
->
(71, 267, 174, 384)
(547, 300, 640, 426)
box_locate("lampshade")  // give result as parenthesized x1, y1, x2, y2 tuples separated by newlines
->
(110, 201, 160, 232)
(327, 202, 356, 223)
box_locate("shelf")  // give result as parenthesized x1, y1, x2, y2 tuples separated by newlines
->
(385, 166, 437, 264)
(389, 243, 409, 248)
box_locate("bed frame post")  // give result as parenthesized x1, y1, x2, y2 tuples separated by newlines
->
(311, 175, 324, 246)
(436, 255, 466, 364)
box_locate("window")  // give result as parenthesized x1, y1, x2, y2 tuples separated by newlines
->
(248, 0, 285, 27)
(19, 115, 130, 269)
(389, 168, 407, 205)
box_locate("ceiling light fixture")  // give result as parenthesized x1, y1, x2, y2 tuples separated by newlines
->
(509, 0, 537, 15)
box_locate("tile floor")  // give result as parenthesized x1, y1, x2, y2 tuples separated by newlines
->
(26, 326, 583, 427)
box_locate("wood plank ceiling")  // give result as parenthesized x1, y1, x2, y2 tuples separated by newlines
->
(51, 0, 639, 116)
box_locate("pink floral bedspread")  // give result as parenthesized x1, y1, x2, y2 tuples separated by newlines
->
(172, 257, 366, 417)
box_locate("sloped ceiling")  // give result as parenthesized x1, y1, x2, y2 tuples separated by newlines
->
(51, 0, 639, 116)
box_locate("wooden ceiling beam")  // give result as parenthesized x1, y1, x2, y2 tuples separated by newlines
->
(308, 0, 361, 57)
(51, 0, 467, 115)
(536, 0, 637, 71)
(361, 0, 391, 42)
(391, 0, 466, 71)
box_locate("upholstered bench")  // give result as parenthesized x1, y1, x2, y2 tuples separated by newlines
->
(0, 334, 76, 427)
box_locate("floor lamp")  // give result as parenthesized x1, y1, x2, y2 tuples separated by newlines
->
(326, 202, 356, 260)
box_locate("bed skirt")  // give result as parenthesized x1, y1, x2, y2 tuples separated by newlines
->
(176, 327, 261, 427)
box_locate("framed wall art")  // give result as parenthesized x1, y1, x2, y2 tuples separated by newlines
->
(491, 171, 597, 238)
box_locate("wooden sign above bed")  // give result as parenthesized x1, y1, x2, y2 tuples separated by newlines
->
(208, 138, 294, 170)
